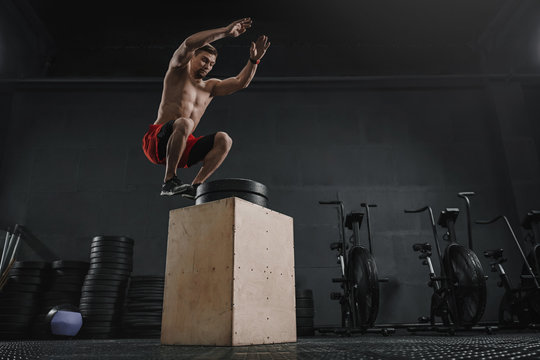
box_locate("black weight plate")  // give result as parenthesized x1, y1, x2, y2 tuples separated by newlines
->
(86, 270, 131, 278)
(123, 315, 162, 321)
(43, 290, 81, 299)
(52, 275, 86, 283)
(0, 314, 35, 322)
(443, 243, 487, 327)
(296, 289, 313, 299)
(11, 261, 50, 270)
(89, 263, 132, 271)
(123, 321, 162, 328)
(131, 276, 164, 280)
(348, 246, 379, 328)
(83, 320, 118, 327)
(80, 291, 126, 300)
(92, 235, 134, 244)
(128, 293, 162, 298)
(53, 270, 87, 277)
(296, 298, 313, 308)
(123, 311, 160, 317)
(86, 269, 132, 277)
(0, 291, 39, 301)
(296, 308, 314, 317)
(7, 269, 43, 277)
(0, 304, 37, 315)
(126, 306, 163, 313)
(90, 256, 133, 265)
(89, 244, 133, 253)
(52, 260, 89, 270)
(128, 290, 164, 295)
(80, 296, 125, 304)
(127, 284, 163, 289)
(6, 276, 44, 285)
(81, 309, 118, 316)
(84, 314, 120, 321)
(90, 247, 133, 256)
(196, 178, 268, 197)
(84, 274, 130, 282)
(196, 192, 267, 207)
(90, 252, 133, 263)
(48, 284, 83, 292)
(80, 306, 122, 313)
(83, 280, 128, 287)
(2, 283, 42, 293)
(130, 281, 164, 286)
(82, 284, 126, 292)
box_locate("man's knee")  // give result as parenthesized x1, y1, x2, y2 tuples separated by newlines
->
(172, 117, 194, 136)
(215, 131, 233, 152)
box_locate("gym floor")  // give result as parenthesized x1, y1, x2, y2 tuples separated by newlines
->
(1, 332, 540, 360)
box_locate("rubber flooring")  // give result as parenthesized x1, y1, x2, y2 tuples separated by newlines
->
(1, 332, 540, 360)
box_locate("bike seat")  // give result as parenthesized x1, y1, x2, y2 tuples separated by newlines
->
(437, 208, 460, 227)
(412, 243, 431, 252)
(345, 212, 364, 230)
(484, 248, 504, 259)
(522, 210, 540, 230)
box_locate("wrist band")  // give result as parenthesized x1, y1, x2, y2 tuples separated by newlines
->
(250, 58, 260, 65)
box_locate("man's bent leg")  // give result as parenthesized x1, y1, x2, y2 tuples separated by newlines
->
(192, 132, 233, 184)
(164, 117, 194, 182)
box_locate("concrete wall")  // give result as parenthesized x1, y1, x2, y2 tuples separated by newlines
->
(0, 78, 539, 325)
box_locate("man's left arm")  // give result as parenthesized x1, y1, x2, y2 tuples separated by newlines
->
(211, 35, 270, 97)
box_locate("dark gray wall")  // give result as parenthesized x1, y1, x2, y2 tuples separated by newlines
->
(1, 78, 538, 325)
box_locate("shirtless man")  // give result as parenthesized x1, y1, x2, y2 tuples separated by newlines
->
(142, 18, 270, 197)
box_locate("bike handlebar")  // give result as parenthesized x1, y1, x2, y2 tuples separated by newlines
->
(458, 192, 476, 198)
(361, 203, 377, 208)
(475, 216, 504, 225)
(404, 206, 431, 213)
(319, 201, 342, 205)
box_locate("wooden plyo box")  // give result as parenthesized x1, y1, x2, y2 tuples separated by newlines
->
(161, 197, 296, 346)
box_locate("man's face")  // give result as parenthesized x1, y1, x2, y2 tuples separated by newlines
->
(192, 51, 216, 79)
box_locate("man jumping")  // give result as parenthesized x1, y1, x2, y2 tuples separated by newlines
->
(142, 18, 270, 198)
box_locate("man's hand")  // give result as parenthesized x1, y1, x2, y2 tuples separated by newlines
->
(250, 35, 271, 61)
(225, 18, 252, 38)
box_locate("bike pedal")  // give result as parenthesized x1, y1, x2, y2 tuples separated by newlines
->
(332, 277, 345, 283)
(330, 292, 342, 300)
(418, 316, 430, 323)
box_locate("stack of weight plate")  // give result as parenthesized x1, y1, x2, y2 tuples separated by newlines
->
(296, 289, 315, 336)
(195, 178, 268, 207)
(122, 276, 164, 338)
(0, 261, 51, 340)
(78, 236, 134, 339)
(31, 260, 89, 338)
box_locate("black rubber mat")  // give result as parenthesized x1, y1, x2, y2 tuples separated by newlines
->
(1, 333, 540, 359)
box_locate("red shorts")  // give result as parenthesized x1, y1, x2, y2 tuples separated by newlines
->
(142, 122, 204, 168)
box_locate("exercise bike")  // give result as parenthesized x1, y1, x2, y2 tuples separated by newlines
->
(475, 214, 540, 327)
(319, 200, 389, 334)
(405, 202, 487, 330)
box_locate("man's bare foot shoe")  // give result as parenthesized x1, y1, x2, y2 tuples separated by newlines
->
(181, 183, 201, 200)
(160, 176, 192, 196)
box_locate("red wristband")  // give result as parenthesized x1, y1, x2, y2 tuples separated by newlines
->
(250, 58, 260, 65)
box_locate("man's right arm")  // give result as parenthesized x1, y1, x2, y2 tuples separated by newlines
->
(170, 18, 252, 69)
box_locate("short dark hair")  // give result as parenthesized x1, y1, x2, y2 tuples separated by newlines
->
(195, 44, 218, 57)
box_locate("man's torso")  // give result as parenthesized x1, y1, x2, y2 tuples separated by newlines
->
(154, 63, 216, 132)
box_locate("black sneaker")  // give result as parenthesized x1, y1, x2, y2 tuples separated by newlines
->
(181, 183, 201, 200)
(160, 176, 192, 196)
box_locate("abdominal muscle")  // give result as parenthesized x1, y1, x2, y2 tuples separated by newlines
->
(153, 68, 213, 133)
